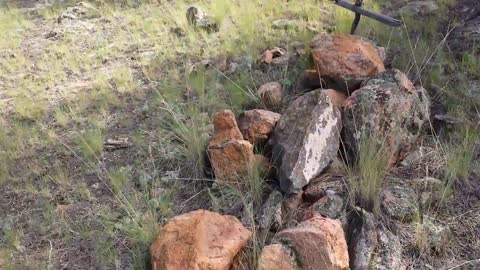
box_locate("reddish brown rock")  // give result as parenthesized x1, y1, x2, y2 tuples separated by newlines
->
(150, 210, 251, 270)
(210, 110, 243, 146)
(323, 89, 347, 108)
(274, 216, 349, 270)
(257, 82, 283, 109)
(258, 244, 298, 270)
(208, 140, 255, 180)
(237, 109, 281, 144)
(208, 110, 256, 180)
(310, 34, 385, 93)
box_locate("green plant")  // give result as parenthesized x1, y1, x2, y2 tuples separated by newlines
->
(344, 137, 389, 214)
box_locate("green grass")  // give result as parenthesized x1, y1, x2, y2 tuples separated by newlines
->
(343, 137, 389, 214)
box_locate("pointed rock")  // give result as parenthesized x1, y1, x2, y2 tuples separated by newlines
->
(270, 90, 342, 193)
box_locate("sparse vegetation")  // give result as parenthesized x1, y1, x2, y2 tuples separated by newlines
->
(0, 0, 479, 269)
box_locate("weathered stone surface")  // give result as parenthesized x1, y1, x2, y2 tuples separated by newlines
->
(186, 6, 218, 32)
(208, 140, 254, 180)
(150, 210, 251, 270)
(347, 210, 378, 270)
(237, 109, 281, 144)
(381, 181, 418, 222)
(303, 174, 346, 203)
(58, 2, 101, 22)
(274, 216, 349, 270)
(342, 69, 430, 166)
(257, 190, 283, 231)
(270, 90, 342, 193)
(398, 1, 440, 16)
(423, 216, 452, 253)
(257, 82, 283, 109)
(310, 34, 385, 93)
(208, 110, 256, 180)
(258, 244, 298, 270)
(372, 229, 406, 270)
(272, 19, 296, 29)
(309, 194, 344, 219)
(210, 110, 243, 145)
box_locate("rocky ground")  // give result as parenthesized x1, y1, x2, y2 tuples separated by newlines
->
(0, 0, 479, 269)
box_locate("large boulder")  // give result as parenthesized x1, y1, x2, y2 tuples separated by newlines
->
(270, 90, 342, 193)
(310, 34, 385, 93)
(150, 210, 251, 270)
(237, 109, 281, 144)
(208, 110, 255, 180)
(273, 216, 349, 270)
(342, 69, 430, 166)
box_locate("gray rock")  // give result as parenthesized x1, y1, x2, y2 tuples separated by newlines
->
(342, 69, 430, 166)
(311, 194, 344, 219)
(381, 181, 418, 222)
(398, 1, 440, 16)
(257, 190, 283, 231)
(272, 19, 296, 29)
(186, 6, 218, 32)
(348, 209, 377, 270)
(373, 229, 406, 270)
(270, 90, 342, 193)
(423, 216, 452, 253)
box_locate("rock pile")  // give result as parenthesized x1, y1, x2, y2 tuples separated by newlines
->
(150, 33, 432, 270)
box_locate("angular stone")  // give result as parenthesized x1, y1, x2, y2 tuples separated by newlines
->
(150, 210, 251, 270)
(208, 140, 255, 180)
(347, 210, 378, 270)
(381, 181, 418, 222)
(310, 34, 385, 93)
(310, 194, 344, 219)
(274, 216, 349, 270)
(237, 109, 281, 144)
(270, 90, 342, 193)
(342, 69, 430, 166)
(303, 174, 347, 203)
(372, 229, 406, 270)
(210, 110, 243, 146)
(257, 190, 283, 231)
(399, 1, 439, 16)
(258, 244, 298, 270)
(257, 82, 283, 109)
(208, 110, 256, 181)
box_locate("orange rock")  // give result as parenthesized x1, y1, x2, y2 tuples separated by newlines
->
(274, 216, 349, 270)
(310, 34, 385, 93)
(208, 110, 257, 180)
(210, 110, 243, 146)
(150, 210, 251, 270)
(237, 109, 281, 144)
(323, 89, 347, 108)
(257, 82, 283, 109)
(208, 140, 255, 180)
(258, 244, 297, 270)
